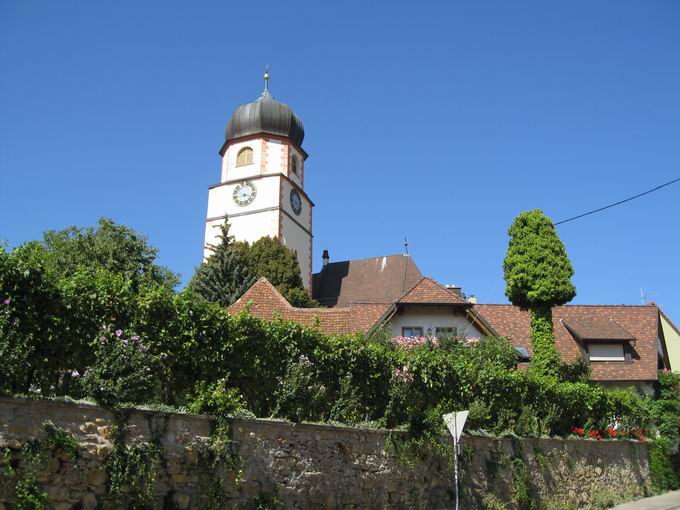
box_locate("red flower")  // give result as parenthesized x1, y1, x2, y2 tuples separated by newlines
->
(570, 426, 585, 436)
(606, 427, 618, 438)
(589, 430, 602, 440)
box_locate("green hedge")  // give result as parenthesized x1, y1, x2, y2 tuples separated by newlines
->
(0, 241, 673, 446)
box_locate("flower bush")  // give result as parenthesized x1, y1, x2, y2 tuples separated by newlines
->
(78, 327, 160, 407)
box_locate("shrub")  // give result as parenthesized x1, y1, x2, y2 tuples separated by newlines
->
(273, 355, 328, 422)
(649, 437, 680, 492)
(188, 379, 252, 419)
(79, 327, 160, 407)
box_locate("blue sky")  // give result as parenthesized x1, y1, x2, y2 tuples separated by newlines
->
(1, 1, 679, 320)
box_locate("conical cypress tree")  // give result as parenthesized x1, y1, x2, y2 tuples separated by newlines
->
(190, 221, 256, 307)
(503, 209, 576, 376)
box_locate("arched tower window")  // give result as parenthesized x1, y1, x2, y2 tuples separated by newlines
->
(236, 147, 254, 167)
(291, 155, 298, 175)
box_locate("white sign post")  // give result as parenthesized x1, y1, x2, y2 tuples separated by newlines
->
(443, 411, 468, 510)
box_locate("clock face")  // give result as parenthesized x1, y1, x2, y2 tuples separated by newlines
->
(233, 181, 257, 207)
(290, 189, 302, 215)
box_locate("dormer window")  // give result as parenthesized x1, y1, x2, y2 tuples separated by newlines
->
(588, 343, 625, 362)
(236, 147, 254, 167)
(562, 318, 634, 364)
(291, 155, 298, 175)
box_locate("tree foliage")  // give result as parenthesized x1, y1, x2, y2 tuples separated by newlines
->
(236, 236, 317, 307)
(190, 222, 256, 307)
(503, 209, 576, 310)
(192, 218, 316, 308)
(38, 217, 179, 289)
(503, 210, 576, 376)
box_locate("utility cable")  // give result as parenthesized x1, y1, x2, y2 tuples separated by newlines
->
(554, 176, 680, 226)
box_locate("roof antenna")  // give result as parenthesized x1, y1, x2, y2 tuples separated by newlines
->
(403, 237, 409, 256)
(263, 65, 270, 91)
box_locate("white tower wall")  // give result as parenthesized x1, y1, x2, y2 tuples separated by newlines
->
(205, 133, 313, 291)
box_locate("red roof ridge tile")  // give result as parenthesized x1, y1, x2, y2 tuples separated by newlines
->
(229, 277, 292, 310)
(397, 276, 467, 305)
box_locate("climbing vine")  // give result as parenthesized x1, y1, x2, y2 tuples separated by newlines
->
(191, 417, 245, 509)
(105, 411, 161, 509)
(1, 421, 79, 510)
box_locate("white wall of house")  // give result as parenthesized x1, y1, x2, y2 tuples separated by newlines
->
(388, 306, 484, 339)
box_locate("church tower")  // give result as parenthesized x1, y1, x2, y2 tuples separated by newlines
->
(204, 71, 313, 290)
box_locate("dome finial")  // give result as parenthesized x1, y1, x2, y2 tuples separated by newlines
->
(263, 65, 270, 91)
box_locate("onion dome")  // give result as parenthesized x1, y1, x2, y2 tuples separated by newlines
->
(225, 85, 305, 147)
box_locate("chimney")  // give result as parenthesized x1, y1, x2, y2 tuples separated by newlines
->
(445, 284, 463, 297)
(467, 295, 477, 304)
(322, 249, 330, 267)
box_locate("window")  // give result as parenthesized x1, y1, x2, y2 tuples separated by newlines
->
(236, 147, 254, 167)
(402, 326, 423, 337)
(291, 156, 298, 175)
(435, 327, 457, 338)
(515, 347, 531, 362)
(588, 343, 625, 362)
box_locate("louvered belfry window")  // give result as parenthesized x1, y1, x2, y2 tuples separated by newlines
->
(236, 147, 254, 167)
(291, 156, 298, 175)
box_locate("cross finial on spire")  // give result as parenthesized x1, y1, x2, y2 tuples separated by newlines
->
(404, 237, 409, 256)
(264, 65, 270, 91)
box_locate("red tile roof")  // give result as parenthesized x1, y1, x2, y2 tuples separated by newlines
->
(562, 317, 635, 341)
(229, 278, 392, 335)
(398, 277, 469, 305)
(475, 304, 661, 382)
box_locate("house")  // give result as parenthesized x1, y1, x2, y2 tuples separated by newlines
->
(476, 303, 668, 393)
(229, 253, 672, 393)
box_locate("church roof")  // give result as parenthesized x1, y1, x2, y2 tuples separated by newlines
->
(229, 278, 391, 335)
(226, 89, 305, 147)
(312, 254, 423, 307)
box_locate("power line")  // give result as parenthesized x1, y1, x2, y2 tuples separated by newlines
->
(554, 176, 680, 226)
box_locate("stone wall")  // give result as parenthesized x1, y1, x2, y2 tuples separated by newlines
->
(0, 397, 651, 509)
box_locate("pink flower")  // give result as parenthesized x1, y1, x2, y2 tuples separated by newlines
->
(115, 329, 123, 338)
(394, 365, 413, 383)
(391, 336, 439, 350)
(3, 299, 10, 305)
(71, 370, 80, 378)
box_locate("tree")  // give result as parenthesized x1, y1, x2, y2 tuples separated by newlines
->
(237, 236, 317, 307)
(190, 222, 256, 307)
(503, 209, 576, 376)
(40, 217, 179, 289)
